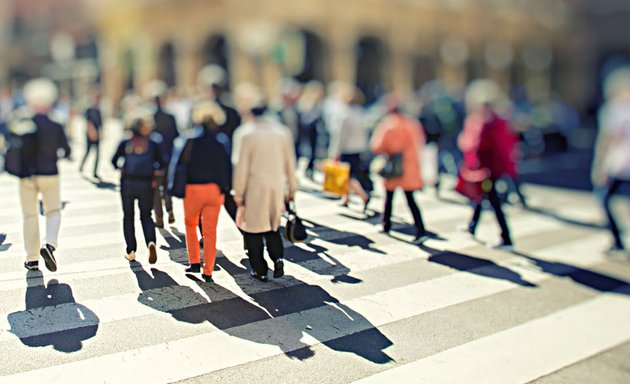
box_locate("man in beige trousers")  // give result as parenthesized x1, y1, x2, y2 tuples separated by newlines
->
(7, 78, 71, 271)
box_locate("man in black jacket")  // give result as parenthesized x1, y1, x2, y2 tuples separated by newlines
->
(10, 79, 71, 271)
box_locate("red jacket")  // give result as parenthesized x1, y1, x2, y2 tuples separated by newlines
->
(459, 113, 518, 179)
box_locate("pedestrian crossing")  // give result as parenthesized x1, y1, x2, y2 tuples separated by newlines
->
(1, 135, 630, 383)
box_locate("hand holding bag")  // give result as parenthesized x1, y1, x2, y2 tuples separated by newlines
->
(284, 202, 307, 244)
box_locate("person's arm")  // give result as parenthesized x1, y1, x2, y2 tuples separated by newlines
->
(284, 131, 298, 201)
(111, 141, 125, 169)
(370, 117, 390, 154)
(58, 124, 71, 159)
(232, 135, 251, 206)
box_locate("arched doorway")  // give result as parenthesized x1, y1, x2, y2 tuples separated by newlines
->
(272, 28, 326, 83)
(158, 42, 177, 88)
(355, 36, 387, 104)
(202, 34, 230, 88)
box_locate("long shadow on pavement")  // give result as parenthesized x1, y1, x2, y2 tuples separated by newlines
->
(7, 271, 100, 353)
(511, 251, 630, 295)
(130, 261, 394, 364)
(420, 244, 537, 287)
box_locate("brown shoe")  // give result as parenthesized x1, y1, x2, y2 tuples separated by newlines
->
(148, 242, 157, 264)
(168, 212, 175, 224)
(155, 219, 164, 229)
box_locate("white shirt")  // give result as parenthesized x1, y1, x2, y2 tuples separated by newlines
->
(599, 101, 630, 179)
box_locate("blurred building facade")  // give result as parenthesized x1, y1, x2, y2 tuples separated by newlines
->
(2, 0, 630, 115)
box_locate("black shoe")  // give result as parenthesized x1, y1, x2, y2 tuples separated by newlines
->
(250, 270, 268, 282)
(39, 244, 57, 272)
(24, 261, 39, 271)
(168, 212, 175, 224)
(148, 242, 158, 264)
(185, 263, 201, 273)
(202, 274, 213, 283)
(363, 196, 371, 213)
(274, 259, 285, 278)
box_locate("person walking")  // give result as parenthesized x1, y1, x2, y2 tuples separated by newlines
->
(145, 81, 179, 228)
(233, 100, 298, 281)
(371, 99, 429, 245)
(170, 101, 231, 282)
(458, 80, 515, 249)
(592, 67, 630, 254)
(296, 81, 325, 179)
(328, 85, 372, 210)
(111, 110, 166, 263)
(79, 90, 103, 179)
(6, 78, 71, 271)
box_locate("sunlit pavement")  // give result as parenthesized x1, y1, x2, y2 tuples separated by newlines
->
(0, 120, 629, 384)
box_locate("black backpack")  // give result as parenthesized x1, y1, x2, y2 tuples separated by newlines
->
(122, 138, 157, 178)
(3, 113, 38, 178)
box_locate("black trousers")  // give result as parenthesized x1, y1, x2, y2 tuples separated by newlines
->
(121, 179, 156, 254)
(603, 178, 627, 249)
(296, 128, 318, 172)
(153, 174, 173, 221)
(383, 190, 426, 236)
(469, 180, 512, 244)
(244, 230, 284, 275)
(80, 141, 99, 175)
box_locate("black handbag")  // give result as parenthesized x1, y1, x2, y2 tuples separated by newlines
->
(378, 153, 403, 179)
(284, 202, 307, 244)
(167, 138, 193, 198)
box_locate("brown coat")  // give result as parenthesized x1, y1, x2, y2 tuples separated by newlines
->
(233, 118, 298, 233)
(371, 113, 425, 191)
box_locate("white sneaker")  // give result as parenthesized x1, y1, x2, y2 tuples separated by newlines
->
(125, 251, 136, 261)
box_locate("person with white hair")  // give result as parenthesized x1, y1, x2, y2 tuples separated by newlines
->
(6, 78, 71, 271)
(592, 67, 630, 254)
(111, 109, 166, 263)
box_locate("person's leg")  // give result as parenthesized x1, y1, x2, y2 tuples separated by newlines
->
(488, 182, 513, 245)
(382, 189, 395, 233)
(404, 190, 426, 236)
(138, 183, 157, 248)
(79, 142, 92, 172)
(265, 230, 285, 277)
(162, 174, 174, 221)
(307, 127, 318, 172)
(603, 179, 624, 249)
(200, 186, 224, 276)
(93, 142, 100, 177)
(153, 176, 164, 227)
(39, 175, 62, 250)
(183, 186, 202, 267)
(244, 232, 267, 277)
(223, 192, 238, 222)
(120, 182, 137, 255)
(19, 178, 40, 263)
(469, 202, 483, 235)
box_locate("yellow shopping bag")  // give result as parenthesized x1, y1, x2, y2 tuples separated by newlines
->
(322, 160, 350, 196)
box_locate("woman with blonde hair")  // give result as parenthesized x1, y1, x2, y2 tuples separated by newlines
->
(170, 101, 231, 282)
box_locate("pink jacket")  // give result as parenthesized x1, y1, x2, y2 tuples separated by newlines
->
(371, 113, 425, 191)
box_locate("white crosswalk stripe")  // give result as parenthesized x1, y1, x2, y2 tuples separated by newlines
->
(0, 138, 629, 384)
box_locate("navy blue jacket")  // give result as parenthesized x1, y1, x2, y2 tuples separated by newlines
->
(15, 113, 71, 177)
(112, 134, 166, 181)
(169, 126, 231, 193)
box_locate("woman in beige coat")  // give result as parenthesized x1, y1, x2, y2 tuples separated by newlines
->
(233, 105, 298, 281)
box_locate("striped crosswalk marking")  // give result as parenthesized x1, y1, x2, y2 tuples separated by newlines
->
(0, 131, 629, 383)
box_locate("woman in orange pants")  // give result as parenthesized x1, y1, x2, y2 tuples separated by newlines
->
(171, 102, 231, 282)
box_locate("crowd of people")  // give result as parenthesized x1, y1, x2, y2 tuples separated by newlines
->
(2, 65, 629, 282)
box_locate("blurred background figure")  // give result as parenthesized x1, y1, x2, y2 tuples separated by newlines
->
(144, 80, 179, 228)
(592, 67, 630, 254)
(111, 108, 165, 263)
(197, 65, 241, 141)
(296, 80, 325, 179)
(371, 97, 429, 245)
(274, 77, 301, 146)
(459, 80, 516, 249)
(79, 88, 102, 180)
(8, 78, 70, 272)
(328, 84, 372, 210)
